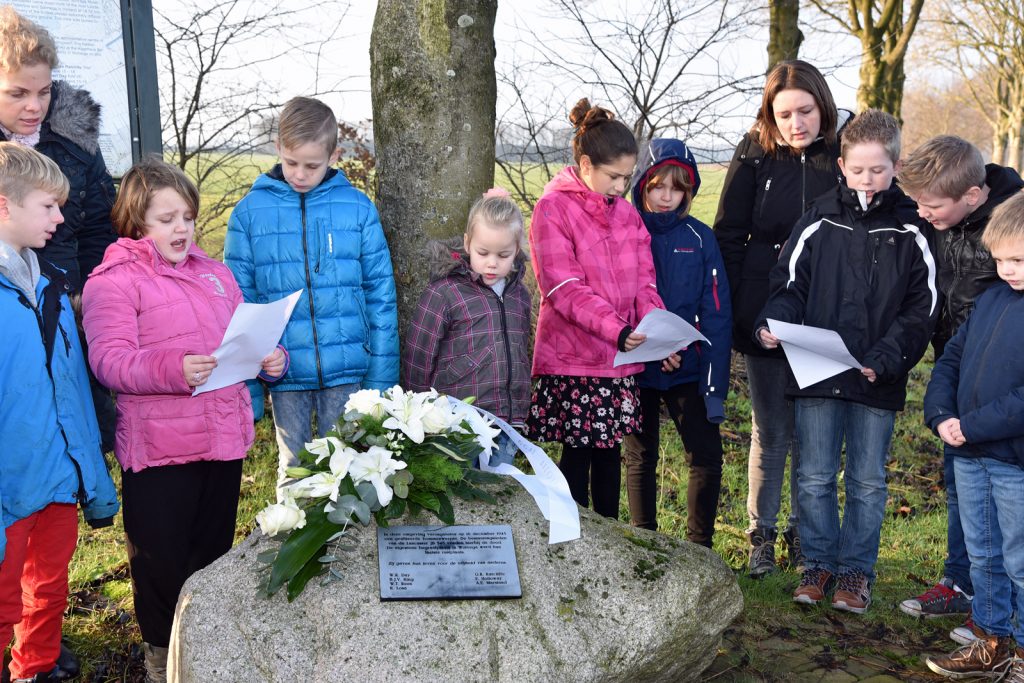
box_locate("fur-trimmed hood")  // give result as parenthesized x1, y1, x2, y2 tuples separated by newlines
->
(426, 235, 529, 285)
(43, 80, 102, 155)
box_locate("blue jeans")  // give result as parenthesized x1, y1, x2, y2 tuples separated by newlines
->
(270, 383, 359, 484)
(745, 355, 799, 532)
(795, 398, 895, 581)
(943, 448, 974, 593)
(954, 456, 1024, 641)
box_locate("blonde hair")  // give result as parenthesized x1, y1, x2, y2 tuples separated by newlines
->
(112, 157, 199, 240)
(982, 191, 1024, 252)
(840, 109, 901, 163)
(0, 141, 68, 204)
(0, 6, 58, 72)
(465, 192, 527, 257)
(643, 164, 694, 216)
(899, 135, 986, 200)
(278, 97, 338, 156)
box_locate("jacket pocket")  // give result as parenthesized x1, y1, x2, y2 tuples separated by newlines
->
(135, 395, 212, 463)
(437, 345, 495, 388)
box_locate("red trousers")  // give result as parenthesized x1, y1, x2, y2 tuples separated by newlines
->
(0, 503, 77, 680)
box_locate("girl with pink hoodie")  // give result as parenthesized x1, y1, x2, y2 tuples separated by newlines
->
(82, 159, 286, 681)
(526, 99, 675, 519)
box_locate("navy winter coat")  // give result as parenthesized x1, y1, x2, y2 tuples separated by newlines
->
(224, 166, 399, 391)
(924, 283, 1024, 467)
(631, 139, 732, 422)
(4, 81, 118, 293)
(0, 261, 119, 560)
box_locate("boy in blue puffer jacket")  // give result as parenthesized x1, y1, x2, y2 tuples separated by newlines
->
(0, 143, 118, 682)
(623, 138, 732, 547)
(225, 97, 399, 487)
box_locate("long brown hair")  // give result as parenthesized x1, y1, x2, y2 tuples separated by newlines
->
(755, 60, 837, 156)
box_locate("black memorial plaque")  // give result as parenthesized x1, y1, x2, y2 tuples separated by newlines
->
(377, 525, 522, 600)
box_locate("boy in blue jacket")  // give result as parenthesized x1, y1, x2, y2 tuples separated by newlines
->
(924, 192, 1024, 680)
(225, 97, 399, 487)
(623, 139, 732, 547)
(0, 143, 118, 682)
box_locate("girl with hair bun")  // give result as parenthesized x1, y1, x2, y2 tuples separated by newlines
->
(526, 98, 675, 519)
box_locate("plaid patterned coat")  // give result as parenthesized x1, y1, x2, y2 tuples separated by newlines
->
(402, 252, 532, 424)
(530, 167, 664, 378)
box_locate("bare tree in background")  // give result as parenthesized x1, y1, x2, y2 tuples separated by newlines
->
(808, 0, 924, 119)
(924, 0, 1024, 169)
(768, 0, 803, 69)
(496, 0, 763, 211)
(154, 0, 350, 252)
(900, 78, 991, 154)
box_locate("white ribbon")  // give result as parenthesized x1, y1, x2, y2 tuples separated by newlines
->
(449, 398, 581, 544)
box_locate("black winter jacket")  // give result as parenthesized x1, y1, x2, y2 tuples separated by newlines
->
(932, 164, 1024, 349)
(756, 184, 939, 411)
(924, 283, 1024, 468)
(713, 114, 850, 356)
(5, 81, 118, 293)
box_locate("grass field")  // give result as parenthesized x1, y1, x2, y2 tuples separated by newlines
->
(57, 160, 956, 680)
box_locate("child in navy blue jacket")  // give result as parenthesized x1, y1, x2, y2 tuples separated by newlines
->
(623, 139, 732, 547)
(924, 192, 1024, 680)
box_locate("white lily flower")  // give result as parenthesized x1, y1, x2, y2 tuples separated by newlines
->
(381, 386, 431, 443)
(304, 436, 346, 464)
(452, 403, 501, 456)
(344, 388, 388, 418)
(288, 471, 343, 502)
(349, 445, 407, 507)
(329, 446, 357, 479)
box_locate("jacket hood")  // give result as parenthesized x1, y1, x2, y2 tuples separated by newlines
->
(255, 165, 344, 197)
(43, 81, 102, 155)
(91, 237, 209, 275)
(543, 165, 592, 196)
(962, 164, 1024, 229)
(631, 138, 702, 208)
(823, 182, 920, 223)
(426, 235, 528, 286)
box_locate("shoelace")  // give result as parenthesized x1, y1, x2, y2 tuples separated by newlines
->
(950, 638, 1001, 667)
(1005, 659, 1024, 683)
(799, 567, 828, 586)
(917, 582, 957, 605)
(834, 572, 865, 596)
(751, 540, 775, 567)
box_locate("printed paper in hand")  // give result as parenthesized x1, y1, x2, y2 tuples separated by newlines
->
(613, 308, 709, 367)
(767, 318, 862, 389)
(194, 290, 303, 396)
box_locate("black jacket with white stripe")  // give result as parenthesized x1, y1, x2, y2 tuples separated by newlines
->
(755, 183, 939, 411)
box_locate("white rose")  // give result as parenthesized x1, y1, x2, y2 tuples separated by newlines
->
(256, 500, 306, 536)
(345, 389, 387, 418)
(420, 397, 457, 434)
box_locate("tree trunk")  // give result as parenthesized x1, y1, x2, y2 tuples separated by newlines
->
(370, 0, 498, 339)
(992, 131, 1008, 166)
(767, 0, 802, 70)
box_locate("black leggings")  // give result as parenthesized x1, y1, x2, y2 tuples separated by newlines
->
(559, 444, 622, 519)
(622, 383, 723, 546)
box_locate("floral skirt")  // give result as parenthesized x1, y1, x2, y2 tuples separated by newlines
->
(526, 375, 640, 448)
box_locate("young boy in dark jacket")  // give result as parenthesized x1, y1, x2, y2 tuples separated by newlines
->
(923, 192, 1024, 680)
(897, 136, 1024, 636)
(756, 110, 938, 614)
(623, 139, 732, 546)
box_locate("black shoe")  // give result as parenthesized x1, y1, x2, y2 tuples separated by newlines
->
(56, 642, 79, 678)
(746, 527, 778, 578)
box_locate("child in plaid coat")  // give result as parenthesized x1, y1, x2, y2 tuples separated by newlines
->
(403, 189, 532, 466)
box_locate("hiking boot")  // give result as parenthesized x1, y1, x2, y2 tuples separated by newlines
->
(793, 567, 834, 605)
(746, 527, 778, 578)
(925, 627, 1013, 679)
(1004, 649, 1024, 683)
(832, 569, 872, 614)
(143, 642, 168, 683)
(900, 577, 972, 618)
(951, 613, 980, 646)
(782, 526, 805, 572)
(56, 641, 79, 678)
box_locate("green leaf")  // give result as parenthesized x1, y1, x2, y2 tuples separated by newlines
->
(256, 549, 278, 564)
(286, 552, 327, 602)
(355, 482, 379, 508)
(383, 497, 406, 519)
(408, 489, 441, 513)
(266, 506, 341, 597)
(436, 493, 455, 525)
(317, 555, 338, 563)
(284, 466, 314, 478)
(352, 499, 371, 525)
(429, 440, 467, 461)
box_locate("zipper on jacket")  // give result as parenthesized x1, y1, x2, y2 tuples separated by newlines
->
(800, 151, 807, 212)
(712, 268, 721, 311)
(491, 289, 515, 418)
(300, 193, 325, 387)
(869, 236, 881, 288)
(759, 177, 772, 216)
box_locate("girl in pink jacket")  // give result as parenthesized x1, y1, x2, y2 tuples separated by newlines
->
(82, 159, 286, 680)
(526, 99, 674, 519)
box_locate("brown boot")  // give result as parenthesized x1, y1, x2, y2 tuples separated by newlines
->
(1004, 647, 1024, 683)
(925, 626, 1013, 679)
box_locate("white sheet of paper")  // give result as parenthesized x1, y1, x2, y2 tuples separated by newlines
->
(767, 318, 863, 389)
(193, 290, 303, 396)
(613, 308, 710, 367)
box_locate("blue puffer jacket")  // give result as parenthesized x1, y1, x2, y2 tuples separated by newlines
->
(924, 283, 1024, 467)
(225, 166, 399, 391)
(631, 139, 733, 422)
(0, 261, 119, 561)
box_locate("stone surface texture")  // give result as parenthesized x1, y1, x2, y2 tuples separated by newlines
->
(168, 481, 742, 682)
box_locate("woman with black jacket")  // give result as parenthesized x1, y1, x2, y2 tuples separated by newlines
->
(714, 60, 849, 577)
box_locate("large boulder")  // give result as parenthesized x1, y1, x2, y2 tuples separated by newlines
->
(168, 481, 742, 682)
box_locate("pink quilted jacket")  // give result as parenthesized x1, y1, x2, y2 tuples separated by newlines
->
(529, 167, 664, 378)
(83, 238, 254, 472)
